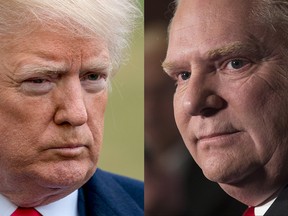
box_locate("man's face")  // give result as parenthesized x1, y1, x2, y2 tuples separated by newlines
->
(0, 29, 110, 206)
(164, 0, 288, 186)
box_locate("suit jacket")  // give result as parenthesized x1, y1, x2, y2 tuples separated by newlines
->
(77, 169, 144, 216)
(264, 185, 288, 216)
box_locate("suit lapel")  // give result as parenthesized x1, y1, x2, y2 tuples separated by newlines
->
(77, 188, 86, 216)
(77, 169, 143, 216)
(264, 185, 288, 216)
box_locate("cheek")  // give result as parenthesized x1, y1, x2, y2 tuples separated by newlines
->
(0, 96, 50, 157)
(91, 91, 108, 123)
(88, 91, 108, 143)
(0, 126, 42, 178)
(230, 75, 288, 162)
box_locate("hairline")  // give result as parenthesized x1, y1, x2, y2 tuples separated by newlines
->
(0, 0, 141, 74)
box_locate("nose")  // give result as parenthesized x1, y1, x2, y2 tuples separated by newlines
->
(181, 74, 226, 117)
(54, 80, 88, 126)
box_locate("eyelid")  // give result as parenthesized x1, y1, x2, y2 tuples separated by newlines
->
(20, 77, 54, 95)
(15, 70, 61, 83)
(80, 71, 108, 81)
(24, 74, 54, 81)
(80, 71, 108, 93)
(218, 57, 252, 72)
(173, 71, 191, 87)
(167, 66, 190, 79)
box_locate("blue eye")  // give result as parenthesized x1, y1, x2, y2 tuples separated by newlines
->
(227, 59, 247, 70)
(87, 73, 100, 81)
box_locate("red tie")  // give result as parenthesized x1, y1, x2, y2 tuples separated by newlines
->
(242, 206, 255, 216)
(11, 207, 41, 216)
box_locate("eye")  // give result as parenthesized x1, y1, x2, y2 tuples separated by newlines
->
(81, 72, 105, 82)
(226, 59, 249, 70)
(27, 78, 48, 84)
(87, 73, 100, 81)
(21, 78, 53, 95)
(178, 71, 191, 81)
(81, 72, 108, 92)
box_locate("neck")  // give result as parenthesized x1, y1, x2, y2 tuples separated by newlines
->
(220, 182, 283, 206)
(219, 154, 288, 206)
(218, 167, 287, 206)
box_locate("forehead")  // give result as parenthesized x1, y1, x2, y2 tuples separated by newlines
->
(166, 0, 268, 62)
(5, 29, 109, 62)
(171, 0, 258, 40)
(0, 28, 112, 78)
(174, 0, 256, 23)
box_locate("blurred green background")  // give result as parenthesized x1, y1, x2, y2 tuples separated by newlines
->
(98, 0, 144, 181)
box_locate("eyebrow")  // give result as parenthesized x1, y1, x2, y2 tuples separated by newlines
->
(162, 41, 261, 75)
(207, 41, 260, 59)
(16, 55, 112, 78)
(162, 61, 180, 75)
(18, 61, 69, 76)
(82, 57, 112, 74)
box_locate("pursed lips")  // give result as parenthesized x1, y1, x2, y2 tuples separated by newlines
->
(43, 141, 90, 152)
(44, 143, 89, 158)
(197, 130, 241, 141)
(49, 144, 87, 149)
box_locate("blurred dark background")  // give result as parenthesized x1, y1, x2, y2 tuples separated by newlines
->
(145, 1, 175, 25)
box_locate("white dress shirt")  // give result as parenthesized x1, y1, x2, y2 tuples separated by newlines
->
(0, 190, 79, 216)
(254, 197, 276, 216)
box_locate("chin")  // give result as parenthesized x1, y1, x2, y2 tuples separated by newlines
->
(203, 170, 236, 184)
(33, 160, 97, 189)
(200, 160, 242, 184)
(202, 162, 255, 185)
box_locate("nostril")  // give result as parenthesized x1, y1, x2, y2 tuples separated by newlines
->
(200, 108, 219, 117)
(200, 100, 227, 117)
(57, 120, 72, 126)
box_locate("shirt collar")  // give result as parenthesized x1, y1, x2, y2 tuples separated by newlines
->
(0, 190, 78, 216)
(254, 197, 276, 216)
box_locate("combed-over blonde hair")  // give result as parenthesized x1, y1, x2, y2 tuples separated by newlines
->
(0, 0, 141, 71)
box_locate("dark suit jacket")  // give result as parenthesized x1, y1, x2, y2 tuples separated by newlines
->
(264, 185, 288, 216)
(77, 169, 144, 216)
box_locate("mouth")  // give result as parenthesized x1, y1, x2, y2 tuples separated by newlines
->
(197, 131, 242, 146)
(47, 144, 88, 157)
(198, 131, 240, 140)
(50, 144, 86, 149)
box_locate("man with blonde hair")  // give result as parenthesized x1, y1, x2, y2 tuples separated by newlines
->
(0, 0, 143, 215)
(164, 0, 288, 215)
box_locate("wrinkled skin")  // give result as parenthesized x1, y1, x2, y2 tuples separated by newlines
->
(0, 29, 110, 207)
(164, 0, 288, 206)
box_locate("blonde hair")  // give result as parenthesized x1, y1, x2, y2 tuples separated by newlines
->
(0, 0, 141, 71)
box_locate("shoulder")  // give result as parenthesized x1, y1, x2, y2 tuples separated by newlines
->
(79, 169, 143, 216)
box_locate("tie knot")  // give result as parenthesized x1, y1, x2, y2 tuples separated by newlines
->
(11, 207, 42, 216)
(242, 206, 255, 216)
